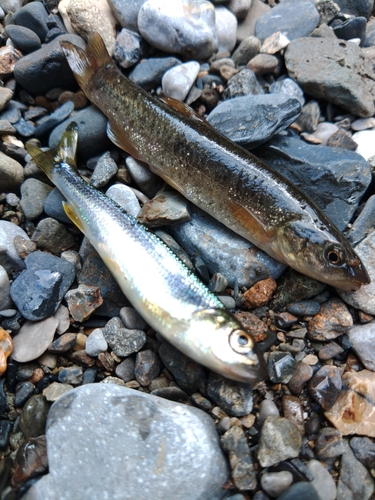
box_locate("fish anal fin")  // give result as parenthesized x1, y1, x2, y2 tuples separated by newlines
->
(106, 121, 142, 160)
(63, 201, 84, 232)
(227, 200, 272, 246)
(159, 97, 209, 124)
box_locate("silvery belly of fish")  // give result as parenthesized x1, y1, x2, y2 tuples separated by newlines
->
(27, 123, 266, 383)
(59, 32, 370, 292)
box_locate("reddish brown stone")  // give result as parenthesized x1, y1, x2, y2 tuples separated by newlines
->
(70, 350, 95, 367)
(243, 278, 277, 309)
(307, 299, 353, 341)
(28, 367, 45, 384)
(0, 328, 12, 376)
(12, 435, 48, 488)
(0, 46, 22, 77)
(65, 284, 103, 322)
(98, 351, 115, 372)
(233, 311, 268, 342)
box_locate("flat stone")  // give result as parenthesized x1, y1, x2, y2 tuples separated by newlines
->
(221, 426, 256, 491)
(261, 471, 293, 498)
(12, 317, 58, 362)
(258, 399, 279, 425)
(207, 372, 253, 417)
(12, 1, 49, 41)
(348, 321, 375, 370)
(58, 365, 83, 385)
(5, 24, 41, 54)
(34, 100, 75, 137)
(162, 61, 200, 101)
(31, 217, 75, 253)
(137, 190, 191, 227)
(48, 333, 77, 354)
(103, 317, 146, 357)
(64, 284, 103, 322)
(258, 415, 302, 467)
(307, 299, 353, 341)
(0, 151, 24, 193)
(23, 384, 230, 500)
(284, 37, 375, 117)
(223, 68, 264, 100)
(42, 381, 73, 402)
(105, 184, 141, 217)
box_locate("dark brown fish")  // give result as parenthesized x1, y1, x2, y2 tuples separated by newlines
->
(61, 33, 370, 291)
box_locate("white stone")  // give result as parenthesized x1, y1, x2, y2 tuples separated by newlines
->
(162, 61, 200, 101)
(12, 317, 58, 362)
(85, 328, 108, 357)
(106, 184, 141, 217)
(352, 129, 375, 159)
(351, 117, 375, 131)
(53, 304, 70, 335)
(0, 220, 30, 272)
(309, 122, 339, 145)
(307, 459, 337, 500)
(215, 6, 237, 53)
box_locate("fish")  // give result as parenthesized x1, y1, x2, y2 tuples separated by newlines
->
(27, 123, 266, 383)
(60, 33, 370, 292)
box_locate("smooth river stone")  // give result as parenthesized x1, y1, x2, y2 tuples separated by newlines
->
(0, 220, 30, 272)
(12, 316, 58, 362)
(22, 384, 229, 500)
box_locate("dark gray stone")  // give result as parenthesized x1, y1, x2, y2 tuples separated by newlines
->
(333, 17, 367, 45)
(0, 420, 12, 451)
(22, 384, 229, 500)
(223, 68, 264, 99)
(255, 0, 319, 41)
(134, 349, 160, 386)
(19, 394, 50, 438)
(44, 187, 70, 224)
(334, 0, 374, 18)
(103, 317, 147, 357)
(286, 300, 321, 317)
(15, 381, 35, 407)
(20, 178, 53, 220)
(309, 365, 342, 410)
(31, 217, 75, 254)
(207, 372, 253, 417)
(221, 426, 256, 491)
(346, 195, 375, 246)
(350, 436, 375, 469)
(269, 78, 305, 106)
(5, 25, 41, 54)
(58, 366, 83, 385)
(107, 0, 147, 32)
(90, 151, 118, 189)
(128, 57, 181, 90)
(254, 135, 371, 231)
(151, 387, 189, 402)
(0, 99, 24, 123)
(115, 356, 135, 382)
(268, 352, 296, 384)
(316, 427, 345, 459)
(277, 482, 321, 500)
(14, 34, 85, 94)
(114, 28, 145, 69)
(258, 415, 302, 467)
(208, 94, 301, 148)
(12, 1, 49, 41)
(34, 100, 74, 137)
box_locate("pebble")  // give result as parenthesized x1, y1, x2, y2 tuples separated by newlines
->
(48, 332, 77, 354)
(285, 37, 375, 117)
(287, 300, 321, 317)
(208, 94, 301, 149)
(255, 0, 319, 42)
(170, 206, 286, 288)
(333, 16, 367, 46)
(53, 304, 70, 335)
(0, 327, 12, 376)
(137, 189, 191, 226)
(115, 356, 135, 382)
(23, 384, 229, 500)
(103, 317, 146, 357)
(215, 6, 237, 53)
(10, 251, 75, 321)
(325, 370, 375, 437)
(12, 435, 48, 489)
(350, 437, 375, 469)
(207, 372, 254, 417)
(12, 1, 49, 42)
(162, 61, 200, 102)
(268, 352, 296, 384)
(85, 328, 108, 357)
(134, 349, 160, 386)
(315, 427, 345, 460)
(43, 188, 70, 224)
(34, 100, 74, 137)
(20, 178, 53, 220)
(106, 0, 147, 32)
(0, 150, 24, 193)
(5, 25, 41, 54)
(335, 0, 373, 18)
(258, 399, 279, 425)
(125, 156, 163, 198)
(351, 117, 375, 131)
(128, 56, 181, 91)
(243, 278, 277, 309)
(309, 365, 342, 411)
(282, 395, 304, 435)
(12, 316, 58, 362)
(113, 28, 144, 70)
(151, 386, 189, 402)
(31, 217, 75, 253)
(159, 341, 206, 393)
(307, 299, 353, 341)
(347, 321, 375, 370)
(256, 135, 371, 231)
(14, 381, 35, 407)
(247, 53, 280, 76)
(138, 0, 218, 60)
(105, 184, 141, 217)
(90, 151, 118, 188)
(277, 482, 321, 500)
(42, 381, 73, 402)
(223, 68, 264, 99)
(0, 221, 30, 272)
(337, 439, 375, 500)
(19, 394, 50, 438)
(119, 307, 147, 330)
(261, 471, 293, 498)
(258, 415, 302, 467)
(221, 425, 256, 491)
(232, 36, 261, 66)
(260, 31, 290, 55)
(318, 341, 344, 361)
(58, 365, 83, 385)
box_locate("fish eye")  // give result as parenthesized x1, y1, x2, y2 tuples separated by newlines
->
(229, 330, 254, 354)
(324, 244, 345, 266)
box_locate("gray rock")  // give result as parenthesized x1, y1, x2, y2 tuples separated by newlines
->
(258, 399, 279, 425)
(85, 328, 108, 357)
(12, 316, 58, 362)
(106, 184, 141, 217)
(115, 356, 135, 382)
(261, 471, 293, 498)
(0, 265, 11, 310)
(125, 156, 163, 198)
(103, 317, 147, 357)
(137, 189, 191, 227)
(0, 151, 24, 193)
(31, 217, 75, 254)
(215, 6, 237, 53)
(232, 37, 261, 66)
(34, 100, 74, 137)
(5, 24, 41, 54)
(207, 94, 301, 148)
(20, 178, 53, 220)
(138, 0, 218, 60)
(19, 394, 50, 439)
(162, 61, 200, 101)
(170, 206, 286, 288)
(338, 231, 375, 314)
(128, 57, 181, 90)
(114, 28, 145, 69)
(58, 366, 83, 385)
(346, 195, 375, 247)
(0, 220, 30, 272)
(334, 0, 374, 18)
(255, 0, 319, 41)
(350, 437, 375, 469)
(90, 151, 118, 189)
(44, 188, 70, 224)
(0, 99, 23, 123)
(268, 351, 296, 384)
(107, 0, 147, 31)
(285, 37, 375, 117)
(308, 365, 342, 410)
(154, 229, 194, 271)
(134, 349, 160, 386)
(223, 69, 264, 100)
(348, 321, 375, 370)
(258, 415, 302, 467)
(119, 306, 147, 330)
(315, 427, 345, 460)
(269, 77, 305, 105)
(14, 34, 85, 94)
(277, 482, 321, 500)
(255, 135, 371, 231)
(12, 1, 49, 41)
(337, 439, 375, 500)
(23, 384, 229, 500)
(221, 426, 256, 491)
(207, 372, 253, 417)
(307, 459, 337, 500)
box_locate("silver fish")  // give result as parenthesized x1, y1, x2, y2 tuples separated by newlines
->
(27, 123, 266, 383)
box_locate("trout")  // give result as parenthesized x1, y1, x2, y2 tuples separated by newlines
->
(27, 123, 266, 383)
(61, 33, 370, 291)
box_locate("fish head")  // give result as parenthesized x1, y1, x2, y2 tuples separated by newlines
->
(277, 219, 370, 291)
(190, 309, 267, 383)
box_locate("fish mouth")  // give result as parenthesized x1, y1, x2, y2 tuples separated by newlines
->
(336, 268, 371, 292)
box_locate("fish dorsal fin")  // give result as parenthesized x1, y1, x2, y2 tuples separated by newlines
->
(159, 96, 208, 124)
(26, 122, 79, 180)
(63, 201, 84, 232)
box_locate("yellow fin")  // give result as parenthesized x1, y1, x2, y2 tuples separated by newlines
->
(60, 32, 113, 92)
(159, 96, 208, 124)
(227, 200, 272, 246)
(63, 201, 84, 232)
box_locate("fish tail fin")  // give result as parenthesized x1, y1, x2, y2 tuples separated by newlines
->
(60, 33, 113, 92)
(26, 122, 79, 180)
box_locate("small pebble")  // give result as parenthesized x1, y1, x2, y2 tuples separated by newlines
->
(58, 365, 83, 385)
(134, 349, 160, 386)
(261, 471, 293, 498)
(258, 415, 302, 467)
(42, 381, 73, 402)
(258, 399, 279, 425)
(162, 61, 200, 101)
(85, 328, 108, 357)
(308, 365, 342, 410)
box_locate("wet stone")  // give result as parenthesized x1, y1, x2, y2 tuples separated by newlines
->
(151, 386, 189, 402)
(31, 217, 75, 254)
(287, 300, 321, 317)
(308, 365, 342, 410)
(0, 419, 12, 451)
(350, 437, 375, 469)
(14, 381, 35, 408)
(19, 394, 50, 438)
(58, 365, 83, 385)
(137, 190, 191, 227)
(221, 425, 256, 491)
(48, 333, 77, 354)
(308, 299, 353, 341)
(261, 471, 293, 498)
(159, 341, 206, 393)
(12, 317, 58, 363)
(268, 352, 296, 384)
(207, 372, 254, 417)
(258, 415, 302, 467)
(12, 435, 48, 488)
(90, 151, 118, 189)
(337, 439, 374, 500)
(315, 427, 345, 460)
(134, 349, 160, 386)
(103, 317, 146, 357)
(64, 284, 103, 322)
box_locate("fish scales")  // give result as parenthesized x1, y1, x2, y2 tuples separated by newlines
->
(61, 33, 369, 291)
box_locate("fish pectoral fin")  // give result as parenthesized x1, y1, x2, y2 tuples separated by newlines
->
(106, 121, 143, 160)
(227, 200, 272, 246)
(159, 97, 209, 125)
(63, 201, 84, 232)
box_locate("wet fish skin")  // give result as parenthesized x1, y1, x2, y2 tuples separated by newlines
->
(60, 33, 370, 292)
(27, 123, 266, 383)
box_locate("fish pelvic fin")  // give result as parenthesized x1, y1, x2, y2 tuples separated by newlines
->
(60, 32, 113, 92)
(63, 201, 84, 232)
(26, 122, 79, 180)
